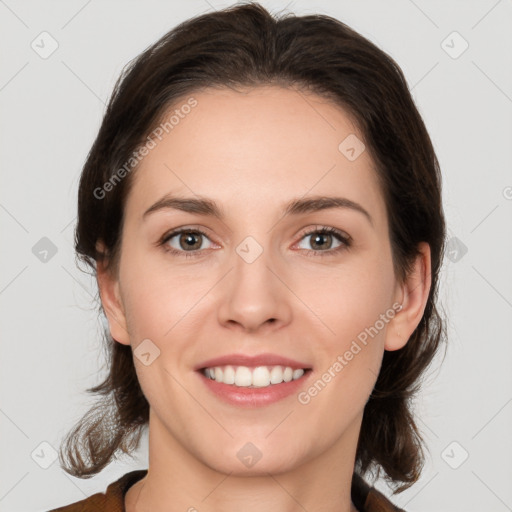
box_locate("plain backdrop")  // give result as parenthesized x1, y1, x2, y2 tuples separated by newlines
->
(1, 1, 511, 511)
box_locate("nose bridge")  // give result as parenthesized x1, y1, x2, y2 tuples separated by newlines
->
(216, 233, 292, 331)
(233, 235, 272, 289)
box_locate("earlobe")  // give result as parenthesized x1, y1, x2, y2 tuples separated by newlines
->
(95, 253, 130, 346)
(385, 242, 432, 351)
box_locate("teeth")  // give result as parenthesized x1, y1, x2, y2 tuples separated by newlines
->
(203, 365, 306, 387)
(223, 365, 235, 384)
(235, 366, 252, 386)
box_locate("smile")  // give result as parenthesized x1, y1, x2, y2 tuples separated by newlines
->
(197, 365, 313, 408)
(202, 365, 307, 388)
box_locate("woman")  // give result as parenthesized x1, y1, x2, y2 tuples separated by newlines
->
(50, 2, 446, 511)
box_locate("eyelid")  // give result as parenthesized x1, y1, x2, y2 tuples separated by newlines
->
(291, 225, 352, 254)
(296, 225, 351, 243)
(159, 224, 352, 257)
(160, 224, 214, 239)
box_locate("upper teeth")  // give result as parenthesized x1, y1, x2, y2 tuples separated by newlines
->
(203, 365, 305, 387)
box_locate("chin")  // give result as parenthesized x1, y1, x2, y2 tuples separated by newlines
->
(200, 442, 305, 477)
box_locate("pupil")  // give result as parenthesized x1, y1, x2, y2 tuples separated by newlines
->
(312, 233, 331, 250)
(181, 232, 200, 250)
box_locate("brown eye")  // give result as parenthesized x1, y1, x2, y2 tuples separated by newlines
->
(177, 231, 203, 251)
(296, 227, 351, 255)
(162, 228, 214, 256)
(308, 232, 335, 250)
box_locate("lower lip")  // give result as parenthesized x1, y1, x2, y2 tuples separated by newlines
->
(198, 370, 312, 408)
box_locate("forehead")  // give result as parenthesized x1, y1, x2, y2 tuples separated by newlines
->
(125, 85, 387, 230)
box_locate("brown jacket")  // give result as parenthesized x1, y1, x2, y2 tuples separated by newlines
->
(48, 469, 405, 511)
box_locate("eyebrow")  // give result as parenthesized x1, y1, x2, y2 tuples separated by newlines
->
(143, 194, 373, 227)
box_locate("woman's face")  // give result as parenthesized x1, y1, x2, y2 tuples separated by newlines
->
(101, 85, 413, 475)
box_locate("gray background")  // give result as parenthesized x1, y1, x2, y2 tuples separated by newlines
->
(1, 1, 511, 511)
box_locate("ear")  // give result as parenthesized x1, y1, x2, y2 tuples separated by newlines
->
(385, 242, 432, 351)
(95, 242, 130, 346)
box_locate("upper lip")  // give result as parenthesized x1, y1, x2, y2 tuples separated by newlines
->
(195, 353, 312, 371)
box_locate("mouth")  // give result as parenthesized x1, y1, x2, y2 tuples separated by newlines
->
(194, 353, 313, 407)
(200, 364, 312, 388)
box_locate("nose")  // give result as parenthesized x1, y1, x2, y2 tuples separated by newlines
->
(216, 241, 293, 333)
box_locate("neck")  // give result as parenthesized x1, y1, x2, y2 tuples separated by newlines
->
(126, 409, 363, 512)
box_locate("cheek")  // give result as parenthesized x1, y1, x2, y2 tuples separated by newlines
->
(119, 247, 208, 340)
(295, 256, 395, 405)
(297, 275, 391, 423)
(297, 258, 395, 339)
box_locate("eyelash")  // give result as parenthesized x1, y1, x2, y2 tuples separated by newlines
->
(159, 225, 352, 259)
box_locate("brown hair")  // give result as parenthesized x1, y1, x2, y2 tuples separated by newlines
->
(60, 1, 446, 493)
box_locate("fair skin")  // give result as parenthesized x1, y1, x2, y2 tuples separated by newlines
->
(97, 85, 431, 512)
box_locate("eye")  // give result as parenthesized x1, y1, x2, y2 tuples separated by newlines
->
(160, 228, 215, 257)
(159, 225, 351, 258)
(295, 226, 351, 256)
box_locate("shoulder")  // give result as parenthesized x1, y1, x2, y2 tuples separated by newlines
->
(351, 473, 406, 512)
(47, 470, 148, 512)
